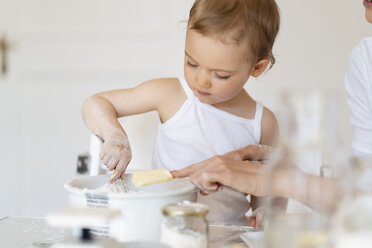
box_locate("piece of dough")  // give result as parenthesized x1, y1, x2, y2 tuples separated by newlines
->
(132, 169, 173, 187)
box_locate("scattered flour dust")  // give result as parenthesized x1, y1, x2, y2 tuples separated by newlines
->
(95, 183, 121, 193)
(93, 183, 137, 193)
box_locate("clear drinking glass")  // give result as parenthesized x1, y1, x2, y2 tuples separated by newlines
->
(264, 89, 349, 248)
(278, 90, 349, 177)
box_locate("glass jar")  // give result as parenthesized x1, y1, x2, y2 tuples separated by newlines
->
(160, 201, 209, 248)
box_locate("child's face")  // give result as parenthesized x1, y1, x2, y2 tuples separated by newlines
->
(184, 29, 254, 105)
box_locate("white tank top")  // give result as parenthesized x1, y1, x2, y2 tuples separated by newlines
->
(152, 77, 264, 225)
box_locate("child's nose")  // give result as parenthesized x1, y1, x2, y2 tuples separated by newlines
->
(196, 71, 212, 89)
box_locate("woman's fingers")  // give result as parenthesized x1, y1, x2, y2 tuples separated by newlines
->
(172, 155, 269, 196)
(240, 144, 275, 161)
(171, 161, 203, 178)
(223, 149, 243, 160)
(189, 162, 225, 193)
(222, 145, 276, 162)
(173, 156, 236, 193)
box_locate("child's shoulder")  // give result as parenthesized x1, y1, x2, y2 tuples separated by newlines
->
(137, 77, 184, 100)
(151, 77, 185, 100)
(142, 77, 178, 87)
(147, 78, 187, 121)
(144, 77, 183, 94)
(162, 77, 184, 91)
(260, 106, 279, 146)
(261, 106, 277, 124)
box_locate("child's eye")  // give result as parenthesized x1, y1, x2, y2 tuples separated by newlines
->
(216, 73, 230, 80)
(187, 61, 198, 68)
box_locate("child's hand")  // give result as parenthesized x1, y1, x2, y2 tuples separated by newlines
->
(249, 207, 266, 230)
(99, 135, 132, 182)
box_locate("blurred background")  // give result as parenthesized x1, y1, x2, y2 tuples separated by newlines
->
(0, 0, 370, 217)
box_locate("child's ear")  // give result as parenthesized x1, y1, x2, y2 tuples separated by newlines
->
(250, 59, 270, 78)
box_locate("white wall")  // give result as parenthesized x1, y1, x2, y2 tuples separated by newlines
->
(249, 0, 370, 105)
(0, 0, 370, 217)
(248, 0, 371, 171)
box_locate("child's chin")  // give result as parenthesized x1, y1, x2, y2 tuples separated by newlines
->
(197, 97, 212, 104)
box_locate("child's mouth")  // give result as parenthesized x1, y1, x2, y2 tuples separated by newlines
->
(197, 90, 211, 96)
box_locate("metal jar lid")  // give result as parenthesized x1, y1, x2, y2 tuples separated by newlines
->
(162, 201, 209, 217)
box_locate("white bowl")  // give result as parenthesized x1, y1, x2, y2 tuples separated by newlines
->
(64, 174, 197, 242)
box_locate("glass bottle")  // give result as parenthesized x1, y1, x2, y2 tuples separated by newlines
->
(160, 201, 209, 248)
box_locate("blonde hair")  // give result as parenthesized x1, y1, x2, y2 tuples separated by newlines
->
(188, 0, 280, 68)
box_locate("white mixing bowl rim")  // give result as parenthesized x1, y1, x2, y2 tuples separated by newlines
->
(64, 178, 198, 199)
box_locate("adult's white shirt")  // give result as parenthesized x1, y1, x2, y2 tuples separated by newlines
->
(345, 37, 372, 157)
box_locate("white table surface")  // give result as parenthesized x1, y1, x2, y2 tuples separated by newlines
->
(0, 216, 254, 248)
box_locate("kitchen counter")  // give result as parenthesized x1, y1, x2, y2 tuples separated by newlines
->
(0, 216, 254, 248)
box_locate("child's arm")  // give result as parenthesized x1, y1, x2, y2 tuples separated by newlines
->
(250, 107, 287, 227)
(81, 78, 184, 182)
(259, 107, 279, 147)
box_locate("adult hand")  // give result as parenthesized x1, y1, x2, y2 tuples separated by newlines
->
(100, 134, 132, 182)
(223, 144, 276, 161)
(172, 144, 298, 197)
(172, 155, 269, 196)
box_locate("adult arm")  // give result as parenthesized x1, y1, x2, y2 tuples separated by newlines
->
(172, 145, 339, 215)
